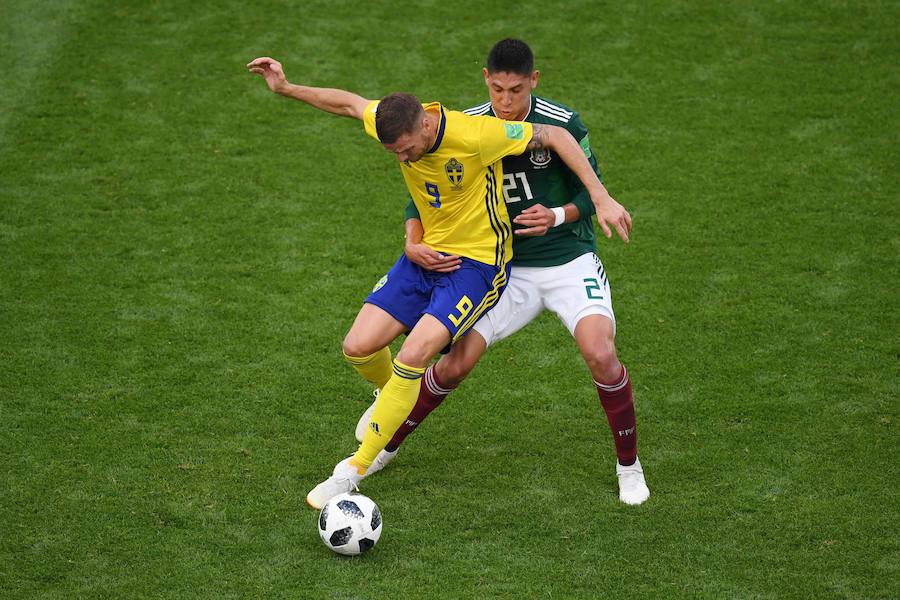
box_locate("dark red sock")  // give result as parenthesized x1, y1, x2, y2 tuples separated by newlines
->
(384, 365, 455, 452)
(595, 365, 637, 466)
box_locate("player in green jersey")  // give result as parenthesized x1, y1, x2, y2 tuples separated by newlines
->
(356, 39, 649, 505)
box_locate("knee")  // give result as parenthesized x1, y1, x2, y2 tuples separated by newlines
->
(583, 340, 621, 384)
(394, 346, 431, 369)
(342, 333, 375, 358)
(434, 354, 474, 387)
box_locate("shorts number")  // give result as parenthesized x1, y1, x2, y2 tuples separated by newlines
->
(425, 182, 441, 208)
(448, 295, 473, 327)
(584, 278, 604, 300)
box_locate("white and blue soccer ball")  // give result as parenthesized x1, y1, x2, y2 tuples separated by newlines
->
(318, 492, 383, 556)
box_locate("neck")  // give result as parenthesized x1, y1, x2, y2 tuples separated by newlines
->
(507, 95, 532, 121)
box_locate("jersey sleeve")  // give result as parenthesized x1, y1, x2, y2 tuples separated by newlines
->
(404, 196, 420, 220)
(362, 100, 381, 141)
(566, 112, 602, 218)
(476, 116, 534, 166)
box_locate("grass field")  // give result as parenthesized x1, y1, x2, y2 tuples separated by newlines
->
(2, 1, 898, 598)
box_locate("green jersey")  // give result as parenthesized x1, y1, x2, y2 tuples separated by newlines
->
(406, 95, 601, 267)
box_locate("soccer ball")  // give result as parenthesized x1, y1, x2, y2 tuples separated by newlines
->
(318, 492, 383, 556)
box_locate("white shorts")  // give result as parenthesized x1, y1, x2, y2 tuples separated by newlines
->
(472, 252, 615, 346)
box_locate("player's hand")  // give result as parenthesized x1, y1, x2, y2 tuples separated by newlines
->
(593, 194, 632, 243)
(247, 57, 289, 94)
(513, 203, 555, 237)
(405, 241, 461, 272)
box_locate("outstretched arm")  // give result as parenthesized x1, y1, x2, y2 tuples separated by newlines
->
(247, 57, 370, 120)
(527, 124, 632, 242)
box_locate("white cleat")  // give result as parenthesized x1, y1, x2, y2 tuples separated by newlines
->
(355, 389, 379, 443)
(306, 457, 364, 510)
(363, 448, 398, 478)
(616, 457, 650, 505)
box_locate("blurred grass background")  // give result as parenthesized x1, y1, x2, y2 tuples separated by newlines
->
(1, 1, 897, 597)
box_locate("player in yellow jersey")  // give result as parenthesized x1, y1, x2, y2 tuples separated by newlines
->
(246, 56, 632, 509)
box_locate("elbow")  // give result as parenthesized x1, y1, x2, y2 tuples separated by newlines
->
(547, 125, 574, 149)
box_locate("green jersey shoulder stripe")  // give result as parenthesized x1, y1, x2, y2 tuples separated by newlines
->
(463, 101, 491, 116)
(535, 97, 573, 117)
(534, 98, 573, 123)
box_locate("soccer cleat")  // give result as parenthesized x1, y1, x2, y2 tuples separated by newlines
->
(616, 457, 650, 505)
(306, 457, 364, 510)
(363, 448, 398, 477)
(355, 389, 379, 443)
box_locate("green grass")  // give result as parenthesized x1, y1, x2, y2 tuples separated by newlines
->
(2, 1, 898, 598)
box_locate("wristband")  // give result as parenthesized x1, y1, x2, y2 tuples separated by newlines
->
(551, 206, 566, 227)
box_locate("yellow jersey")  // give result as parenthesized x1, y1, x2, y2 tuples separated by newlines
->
(363, 101, 533, 267)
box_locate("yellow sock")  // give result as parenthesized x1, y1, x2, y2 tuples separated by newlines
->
(343, 347, 393, 390)
(352, 359, 424, 469)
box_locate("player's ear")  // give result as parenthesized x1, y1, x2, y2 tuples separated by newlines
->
(531, 70, 540, 90)
(482, 67, 490, 84)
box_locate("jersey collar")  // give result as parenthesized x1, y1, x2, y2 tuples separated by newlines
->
(522, 95, 534, 121)
(426, 103, 447, 154)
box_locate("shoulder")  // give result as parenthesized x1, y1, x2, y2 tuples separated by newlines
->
(445, 107, 505, 135)
(532, 97, 577, 122)
(462, 100, 492, 116)
(362, 99, 381, 139)
(532, 96, 589, 138)
(532, 97, 586, 128)
(442, 108, 487, 149)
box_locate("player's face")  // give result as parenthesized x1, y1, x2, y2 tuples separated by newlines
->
(383, 125, 431, 163)
(484, 68, 539, 121)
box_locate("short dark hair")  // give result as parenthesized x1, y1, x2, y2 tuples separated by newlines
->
(486, 38, 534, 76)
(375, 93, 424, 144)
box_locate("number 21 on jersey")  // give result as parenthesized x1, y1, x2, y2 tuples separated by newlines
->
(502, 171, 533, 203)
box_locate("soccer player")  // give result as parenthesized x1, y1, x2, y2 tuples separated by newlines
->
(246, 56, 632, 509)
(355, 39, 650, 505)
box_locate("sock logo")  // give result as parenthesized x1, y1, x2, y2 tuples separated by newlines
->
(618, 427, 635, 437)
(404, 420, 418, 428)
(370, 422, 380, 434)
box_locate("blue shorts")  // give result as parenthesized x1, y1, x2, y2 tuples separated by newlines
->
(366, 255, 510, 343)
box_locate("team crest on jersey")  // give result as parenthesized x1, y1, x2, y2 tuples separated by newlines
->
(529, 148, 552, 168)
(444, 157, 464, 190)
